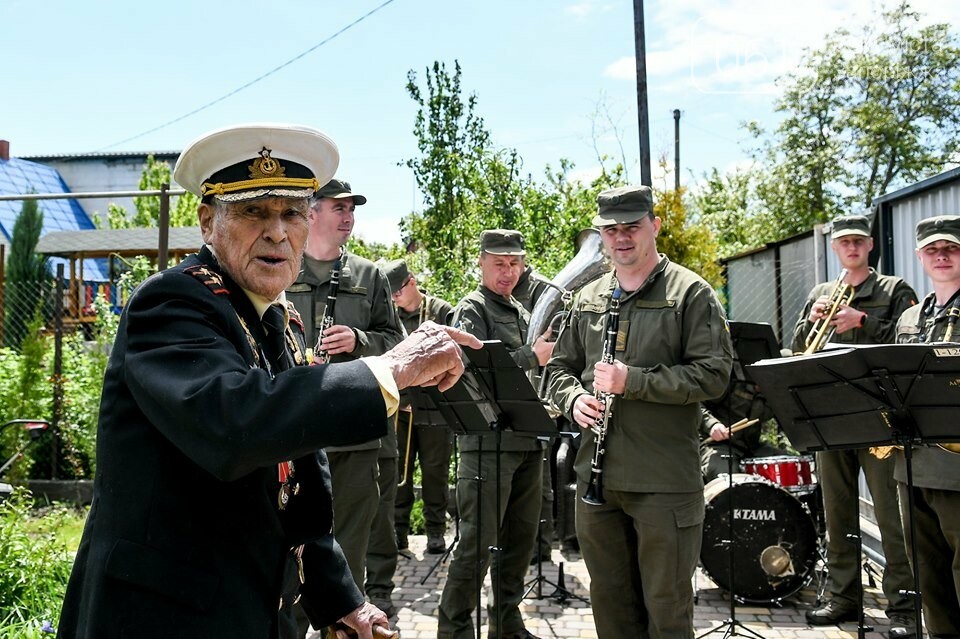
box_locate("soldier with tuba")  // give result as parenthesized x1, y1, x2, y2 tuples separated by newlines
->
(891, 214, 960, 639)
(545, 186, 732, 639)
(790, 214, 919, 637)
(285, 179, 405, 631)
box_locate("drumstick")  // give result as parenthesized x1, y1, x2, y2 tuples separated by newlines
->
(701, 418, 760, 445)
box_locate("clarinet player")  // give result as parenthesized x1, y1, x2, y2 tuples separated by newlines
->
(284, 179, 404, 635)
(545, 185, 733, 639)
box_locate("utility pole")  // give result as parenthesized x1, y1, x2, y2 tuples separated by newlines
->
(674, 109, 681, 191)
(633, 0, 651, 187)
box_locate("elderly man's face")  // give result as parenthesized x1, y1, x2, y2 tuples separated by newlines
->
(199, 196, 310, 300)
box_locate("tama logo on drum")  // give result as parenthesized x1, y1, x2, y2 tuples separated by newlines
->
(734, 508, 776, 521)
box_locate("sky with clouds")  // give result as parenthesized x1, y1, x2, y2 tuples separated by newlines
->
(2, 0, 958, 245)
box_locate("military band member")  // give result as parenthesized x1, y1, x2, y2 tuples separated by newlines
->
(285, 180, 405, 622)
(699, 404, 783, 484)
(56, 123, 478, 639)
(546, 185, 733, 639)
(514, 263, 557, 564)
(383, 259, 454, 556)
(791, 215, 918, 637)
(892, 214, 960, 639)
(437, 230, 555, 639)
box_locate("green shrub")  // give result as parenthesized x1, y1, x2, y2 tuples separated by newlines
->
(0, 488, 74, 635)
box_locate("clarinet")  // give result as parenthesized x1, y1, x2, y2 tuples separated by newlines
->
(581, 286, 622, 507)
(313, 251, 343, 363)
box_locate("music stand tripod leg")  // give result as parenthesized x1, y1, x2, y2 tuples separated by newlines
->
(522, 517, 590, 605)
(696, 448, 764, 639)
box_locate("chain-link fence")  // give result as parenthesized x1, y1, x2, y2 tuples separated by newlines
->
(723, 231, 824, 349)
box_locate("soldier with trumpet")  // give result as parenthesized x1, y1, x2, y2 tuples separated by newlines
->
(545, 186, 732, 639)
(790, 214, 918, 637)
(382, 258, 455, 557)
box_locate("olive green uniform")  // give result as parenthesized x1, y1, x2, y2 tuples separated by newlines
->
(437, 286, 545, 639)
(546, 260, 733, 639)
(515, 266, 557, 558)
(394, 294, 455, 542)
(894, 296, 960, 637)
(790, 269, 917, 618)
(286, 250, 403, 598)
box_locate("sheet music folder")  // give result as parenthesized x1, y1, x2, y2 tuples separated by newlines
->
(427, 340, 556, 438)
(746, 343, 960, 453)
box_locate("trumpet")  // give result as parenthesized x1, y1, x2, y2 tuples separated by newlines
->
(802, 268, 854, 355)
(582, 286, 622, 507)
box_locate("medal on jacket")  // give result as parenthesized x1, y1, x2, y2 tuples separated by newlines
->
(277, 461, 300, 510)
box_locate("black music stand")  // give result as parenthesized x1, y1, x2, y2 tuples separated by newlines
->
(428, 340, 556, 639)
(748, 343, 960, 639)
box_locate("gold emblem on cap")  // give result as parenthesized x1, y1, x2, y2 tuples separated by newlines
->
(249, 147, 286, 179)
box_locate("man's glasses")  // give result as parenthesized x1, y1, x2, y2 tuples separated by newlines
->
(391, 277, 413, 298)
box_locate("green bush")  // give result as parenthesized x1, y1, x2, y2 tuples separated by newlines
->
(0, 488, 74, 635)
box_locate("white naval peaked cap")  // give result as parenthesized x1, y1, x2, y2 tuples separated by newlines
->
(173, 123, 339, 202)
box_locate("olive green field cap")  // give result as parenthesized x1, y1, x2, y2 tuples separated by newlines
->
(316, 178, 367, 205)
(592, 185, 654, 227)
(480, 229, 526, 255)
(916, 215, 960, 249)
(831, 215, 872, 239)
(383, 259, 410, 293)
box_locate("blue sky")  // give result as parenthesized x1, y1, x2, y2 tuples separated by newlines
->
(3, 0, 958, 245)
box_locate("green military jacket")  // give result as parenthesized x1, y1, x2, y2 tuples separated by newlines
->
(513, 266, 550, 314)
(893, 292, 960, 491)
(286, 250, 403, 454)
(450, 285, 544, 452)
(546, 258, 733, 493)
(397, 293, 453, 427)
(791, 269, 918, 353)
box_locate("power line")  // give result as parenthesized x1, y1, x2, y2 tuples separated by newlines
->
(98, 0, 398, 151)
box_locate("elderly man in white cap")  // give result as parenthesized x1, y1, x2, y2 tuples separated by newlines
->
(56, 123, 479, 639)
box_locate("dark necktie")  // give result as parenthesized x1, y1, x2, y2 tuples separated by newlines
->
(261, 303, 290, 373)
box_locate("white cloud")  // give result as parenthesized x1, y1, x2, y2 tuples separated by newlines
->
(564, 2, 594, 18)
(604, 0, 960, 96)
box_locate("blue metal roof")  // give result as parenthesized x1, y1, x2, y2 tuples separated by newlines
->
(0, 158, 108, 280)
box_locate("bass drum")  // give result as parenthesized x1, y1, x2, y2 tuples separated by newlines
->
(701, 474, 818, 603)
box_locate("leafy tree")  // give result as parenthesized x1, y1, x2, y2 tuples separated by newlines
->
(693, 167, 776, 258)
(743, 1, 960, 239)
(3, 199, 50, 350)
(402, 60, 494, 301)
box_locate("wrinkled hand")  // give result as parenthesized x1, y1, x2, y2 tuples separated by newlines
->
(710, 423, 730, 442)
(573, 393, 605, 429)
(335, 601, 391, 639)
(319, 324, 357, 355)
(593, 360, 628, 395)
(381, 321, 482, 391)
(830, 305, 865, 335)
(532, 327, 555, 366)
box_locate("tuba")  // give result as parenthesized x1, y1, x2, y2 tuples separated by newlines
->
(801, 268, 854, 355)
(526, 228, 610, 346)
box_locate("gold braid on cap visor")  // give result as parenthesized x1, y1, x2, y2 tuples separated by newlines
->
(201, 176, 320, 197)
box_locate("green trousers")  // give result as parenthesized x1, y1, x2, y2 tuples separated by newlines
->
(395, 418, 453, 536)
(576, 485, 704, 639)
(437, 448, 542, 639)
(329, 448, 380, 590)
(817, 448, 913, 614)
(366, 456, 399, 600)
(898, 483, 960, 636)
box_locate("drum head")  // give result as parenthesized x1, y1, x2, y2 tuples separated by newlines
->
(701, 474, 817, 603)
